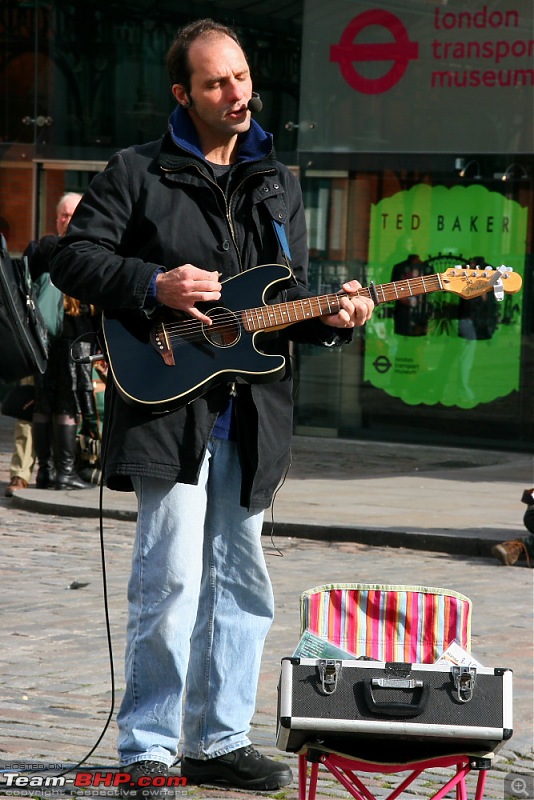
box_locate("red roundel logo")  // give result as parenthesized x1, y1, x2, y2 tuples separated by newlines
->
(330, 9, 419, 95)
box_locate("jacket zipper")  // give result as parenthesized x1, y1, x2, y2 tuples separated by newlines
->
(226, 167, 273, 267)
(162, 162, 275, 273)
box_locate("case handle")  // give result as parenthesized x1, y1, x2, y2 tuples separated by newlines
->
(363, 677, 429, 717)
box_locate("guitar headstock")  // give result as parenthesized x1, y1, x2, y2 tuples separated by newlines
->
(441, 265, 522, 299)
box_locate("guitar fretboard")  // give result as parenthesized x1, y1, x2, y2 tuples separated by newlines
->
(241, 273, 444, 333)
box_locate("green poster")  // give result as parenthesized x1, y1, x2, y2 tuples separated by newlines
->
(364, 184, 526, 409)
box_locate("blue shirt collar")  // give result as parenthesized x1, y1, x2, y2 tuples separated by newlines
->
(168, 104, 273, 164)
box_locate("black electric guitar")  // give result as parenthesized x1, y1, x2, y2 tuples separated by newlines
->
(102, 263, 522, 412)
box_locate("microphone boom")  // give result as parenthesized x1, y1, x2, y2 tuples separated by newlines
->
(247, 93, 263, 113)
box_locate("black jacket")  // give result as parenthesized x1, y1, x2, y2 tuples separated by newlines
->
(51, 109, 349, 510)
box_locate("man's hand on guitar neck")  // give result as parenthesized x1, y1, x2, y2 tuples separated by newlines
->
(155, 264, 222, 324)
(321, 279, 374, 329)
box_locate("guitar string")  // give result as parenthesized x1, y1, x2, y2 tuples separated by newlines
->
(156, 293, 350, 344)
(152, 269, 491, 346)
(159, 266, 495, 340)
(160, 269, 456, 339)
(155, 275, 443, 344)
(161, 290, 352, 333)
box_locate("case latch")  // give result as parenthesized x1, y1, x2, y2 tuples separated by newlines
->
(451, 665, 477, 703)
(317, 659, 342, 695)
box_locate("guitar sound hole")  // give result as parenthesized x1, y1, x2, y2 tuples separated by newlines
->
(203, 307, 241, 348)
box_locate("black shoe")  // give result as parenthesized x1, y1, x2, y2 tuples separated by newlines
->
(55, 472, 93, 490)
(54, 423, 93, 490)
(36, 465, 55, 489)
(119, 760, 174, 799)
(33, 421, 54, 489)
(181, 745, 293, 790)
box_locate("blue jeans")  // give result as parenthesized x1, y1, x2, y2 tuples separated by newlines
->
(117, 438, 274, 766)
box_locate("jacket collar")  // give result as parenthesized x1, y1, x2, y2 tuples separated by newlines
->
(161, 104, 274, 171)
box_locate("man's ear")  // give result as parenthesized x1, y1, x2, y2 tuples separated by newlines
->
(172, 84, 192, 108)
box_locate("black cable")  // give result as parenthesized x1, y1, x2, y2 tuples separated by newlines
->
(26, 343, 118, 779)
(265, 452, 291, 558)
(60, 385, 118, 772)
(54, 446, 116, 777)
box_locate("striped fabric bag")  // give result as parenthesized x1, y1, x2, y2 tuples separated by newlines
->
(300, 583, 472, 664)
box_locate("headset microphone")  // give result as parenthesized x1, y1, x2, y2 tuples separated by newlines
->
(247, 92, 263, 113)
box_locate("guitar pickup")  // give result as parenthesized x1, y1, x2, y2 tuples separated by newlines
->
(150, 322, 175, 366)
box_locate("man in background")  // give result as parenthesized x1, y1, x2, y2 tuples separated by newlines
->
(5, 192, 82, 496)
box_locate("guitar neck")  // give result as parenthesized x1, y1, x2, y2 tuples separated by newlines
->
(241, 272, 444, 333)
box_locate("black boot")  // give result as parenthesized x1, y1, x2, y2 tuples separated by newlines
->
(54, 423, 92, 490)
(32, 420, 55, 489)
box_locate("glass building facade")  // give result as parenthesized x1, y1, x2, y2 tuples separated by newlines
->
(1, 0, 532, 452)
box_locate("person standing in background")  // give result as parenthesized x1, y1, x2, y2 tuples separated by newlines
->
(4, 394, 35, 496)
(31, 192, 98, 490)
(3, 202, 75, 497)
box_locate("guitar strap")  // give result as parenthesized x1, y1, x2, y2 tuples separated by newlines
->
(272, 220, 292, 267)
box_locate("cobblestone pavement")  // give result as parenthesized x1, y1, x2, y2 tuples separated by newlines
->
(0, 418, 532, 800)
(0, 506, 532, 800)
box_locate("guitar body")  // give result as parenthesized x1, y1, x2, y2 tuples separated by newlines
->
(102, 264, 293, 412)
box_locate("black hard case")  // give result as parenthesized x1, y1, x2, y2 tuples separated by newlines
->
(0, 235, 48, 383)
(276, 657, 513, 759)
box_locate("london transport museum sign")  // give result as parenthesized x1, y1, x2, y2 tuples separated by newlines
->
(300, 0, 533, 153)
(299, 1, 530, 409)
